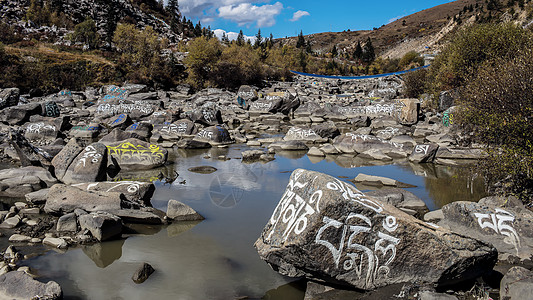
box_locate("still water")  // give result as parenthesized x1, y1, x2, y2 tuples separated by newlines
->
(17, 145, 486, 300)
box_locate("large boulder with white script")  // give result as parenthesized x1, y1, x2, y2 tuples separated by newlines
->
(254, 169, 497, 290)
(333, 133, 407, 154)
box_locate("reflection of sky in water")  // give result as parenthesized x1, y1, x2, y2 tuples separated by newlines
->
(18, 144, 485, 299)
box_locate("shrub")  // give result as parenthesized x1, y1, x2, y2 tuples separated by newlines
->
(71, 18, 100, 49)
(211, 44, 263, 89)
(402, 68, 429, 98)
(458, 49, 533, 203)
(399, 51, 423, 69)
(183, 36, 222, 90)
(429, 23, 533, 91)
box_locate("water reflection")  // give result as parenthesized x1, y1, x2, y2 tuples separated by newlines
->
(82, 239, 125, 268)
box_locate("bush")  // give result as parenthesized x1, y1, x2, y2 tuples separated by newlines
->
(399, 51, 423, 69)
(183, 36, 221, 90)
(402, 68, 428, 98)
(71, 18, 100, 49)
(212, 44, 263, 89)
(429, 23, 533, 91)
(458, 49, 533, 202)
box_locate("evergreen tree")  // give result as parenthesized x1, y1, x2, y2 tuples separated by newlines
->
(236, 30, 245, 46)
(353, 41, 363, 60)
(362, 38, 375, 63)
(331, 45, 338, 57)
(167, 0, 180, 33)
(194, 21, 202, 37)
(296, 30, 305, 48)
(221, 32, 229, 44)
(103, 1, 117, 46)
(254, 29, 262, 48)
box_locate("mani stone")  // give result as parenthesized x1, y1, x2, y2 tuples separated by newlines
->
(283, 127, 324, 143)
(333, 133, 406, 155)
(438, 198, 533, 261)
(72, 181, 155, 208)
(397, 98, 420, 125)
(62, 143, 108, 185)
(254, 169, 497, 291)
(193, 125, 234, 145)
(236, 85, 258, 109)
(0, 271, 62, 300)
(166, 200, 204, 221)
(52, 138, 84, 181)
(44, 184, 123, 215)
(106, 138, 168, 170)
(409, 144, 439, 163)
(79, 211, 123, 242)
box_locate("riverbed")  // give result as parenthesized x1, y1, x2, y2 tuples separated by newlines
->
(6, 144, 486, 300)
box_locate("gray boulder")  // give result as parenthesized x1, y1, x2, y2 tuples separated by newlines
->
(132, 263, 155, 284)
(0, 103, 42, 125)
(0, 166, 57, 197)
(79, 211, 123, 241)
(72, 181, 155, 208)
(51, 138, 83, 181)
(41, 101, 60, 118)
(439, 198, 533, 261)
(255, 169, 497, 290)
(409, 144, 439, 163)
(333, 133, 406, 154)
(237, 85, 258, 109)
(166, 199, 204, 221)
(189, 107, 222, 126)
(193, 125, 234, 145)
(62, 143, 108, 185)
(57, 212, 78, 232)
(24, 122, 59, 141)
(0, 271, 62, 300)
(397, 98, 420, 125)
(283, 126, 325, 143)
(500, 266, 533, 300)
(107, 138, 168, 170)
(44, 184, 124, 215)
(0, 88, 20, 109)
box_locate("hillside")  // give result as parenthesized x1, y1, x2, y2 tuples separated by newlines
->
(282, 0, 533, 59)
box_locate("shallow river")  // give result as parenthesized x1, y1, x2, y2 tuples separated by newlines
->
(9, 145, 486, 300)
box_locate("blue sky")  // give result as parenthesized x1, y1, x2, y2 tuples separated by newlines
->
(174, 0, 455, 40)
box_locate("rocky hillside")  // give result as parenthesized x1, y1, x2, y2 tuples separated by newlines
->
(283, 0, 533, 59)
(0, 0, 183, 45)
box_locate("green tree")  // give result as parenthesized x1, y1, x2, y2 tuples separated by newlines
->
(331, 45, 338, 57)
(353, 41, 363, 61)
(296, 30, 305, 48)
(236, 30, 245, 46)
(183, 36, 222, 89)
(71, 17, 100, 49)
(362, 38, 375, 63)
(254, 29, 263, 48)
(25, 0, 51, 26)
(167, 0, 181, 32)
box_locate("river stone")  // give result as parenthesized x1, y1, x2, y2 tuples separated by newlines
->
(357, 149, 393, 161)
(125, 122, 153, 141)
(24, 122, 58, 141)
(409, 144, 439, 163)
(333, 133, 405, 155)
(284, 127, 324, 143)
(106, 138, 167, 170)
(51, 138, 83, 181)
(41, 100, 60, 117)
(308, 147, 325, 157)
(107, 113, 132, 129)
(0, 166, 57, 197)
(188, 166, 217, 174)
(25, 188, 49, 205)
(105, 208, 164, 224)
(166, 199, 204, 221)
(351, 174, 416, 188)
(249, 95, 283, 114)
(255, 169, 497, 290)
(0, 215, 21, 229)
(132, 262, 155, 284)
(8, 234, 32, 243)
(312, 121, 340, 139)
(365, 188, 429, 219)
(43, 237, 68, 249)
(397, 99, 420, 125)
(193, 125, 234, 145)
(439, 200, 533, 261)
(176, 139, 212, 149)
(500, 266, 533, 300)
(44, 184, 124, 215)
(1, 103, 43, 125)
(62, 143, 108, 185)
(269, 140, 309, 151)
(237, 85, 258, 109)
(57, 212, 78, 232)
(0, 271, 62, 300)
(190, 107, 222, 126)
(0, 87, 20, 109)
(79, 211, 123, 241)
(72, 181, 155, 208)
(155, 119, 196, 140)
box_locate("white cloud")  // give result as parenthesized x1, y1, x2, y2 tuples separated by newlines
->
(175, 0, 263, 18)
(213, 28, 257, 43)
(218, 2, 283, 27)
(290, 10, 310, 22)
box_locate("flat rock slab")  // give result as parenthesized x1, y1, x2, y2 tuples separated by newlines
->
(79, 211, 123, 241)
(72, 181, 155, 208)
(166, 200, 204, 221)
(333, 133, 406, 155)
(44, 184, 124, 215)
(351, 173, 416, 188)
(255, 169, 497, 290)
(0, 166, 57, 197)
(0, 271, 62, 300)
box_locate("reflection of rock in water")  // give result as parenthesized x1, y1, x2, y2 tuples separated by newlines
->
(110, 165, 175, 182)
(123, 223, 164, 236)
(329, 155, 391, 169)
(275, 150, 307, 160)
(176, 148, 210, 158)
(307, 155, 324, 164)
(424, 165, 487, 208)
(405, 162, 438, 178)
(167, 221, 201, 237)
(209, 147, 229, 158)
(262, 279, 306, 300)
(82, 239, 125, 268)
